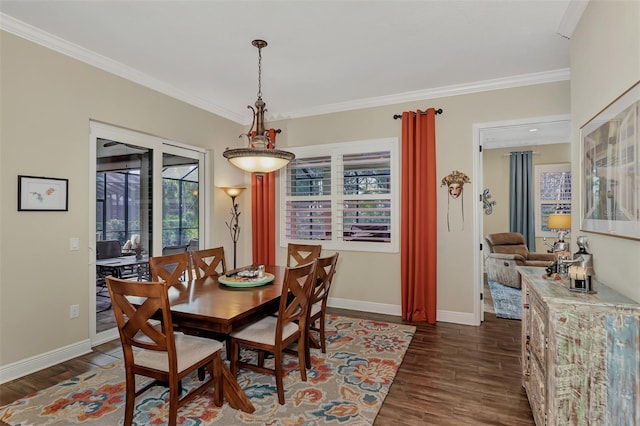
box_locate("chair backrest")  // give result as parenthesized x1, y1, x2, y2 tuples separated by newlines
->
(96, 240, 121, 259)
(149, 252, 193, 285)
(191, 247, 227, 279)
(162, 244, 189, 256)
(287, 243, 322, 267)
(484, 232, 529, 257)
(310, 253, 339, 307)
(276, 260, 317, 338)
(106, 276, 176, 368)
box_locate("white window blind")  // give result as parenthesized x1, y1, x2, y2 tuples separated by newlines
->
(280, 138, 399, 253)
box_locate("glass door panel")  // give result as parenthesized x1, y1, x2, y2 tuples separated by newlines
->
(162, 153, 200, 251)
(95, 138, 152, 334)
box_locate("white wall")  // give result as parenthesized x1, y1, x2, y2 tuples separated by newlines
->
(569, 0, 640, 302)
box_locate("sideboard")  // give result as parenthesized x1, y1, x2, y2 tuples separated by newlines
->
(518, 266, 640, 426)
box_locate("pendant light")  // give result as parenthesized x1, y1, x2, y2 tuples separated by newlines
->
(223, 40, 295, 175)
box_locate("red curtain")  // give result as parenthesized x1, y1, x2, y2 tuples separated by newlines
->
(401, 109, 437, 324)
(251, 128, 277, 265)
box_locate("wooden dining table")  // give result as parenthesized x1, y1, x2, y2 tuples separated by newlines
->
(130, 265, 286, 414)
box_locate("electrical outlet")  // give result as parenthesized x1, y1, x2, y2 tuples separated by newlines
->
(70, 237, 80, 251)
(70, 304, 80, 319)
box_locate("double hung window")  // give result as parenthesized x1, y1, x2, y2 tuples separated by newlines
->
(280, 138, 399, 252)
(534, 163, 572, 237)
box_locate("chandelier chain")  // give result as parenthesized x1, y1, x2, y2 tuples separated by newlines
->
(257, 45, 262, 99)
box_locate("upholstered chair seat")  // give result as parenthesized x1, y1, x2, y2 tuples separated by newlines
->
(484, 232, 555, 289)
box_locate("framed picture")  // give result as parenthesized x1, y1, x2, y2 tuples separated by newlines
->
(18, 175, 69, 211)
(581, 80, 640, 240)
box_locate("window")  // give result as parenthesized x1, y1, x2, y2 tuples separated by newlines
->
(280, 138, 399, 252)
(534, 163, 572, 237)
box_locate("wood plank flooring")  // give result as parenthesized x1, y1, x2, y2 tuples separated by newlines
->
(0, 307, 533, 426)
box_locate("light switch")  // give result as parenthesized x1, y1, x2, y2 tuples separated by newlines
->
(70, 237, 80, 251)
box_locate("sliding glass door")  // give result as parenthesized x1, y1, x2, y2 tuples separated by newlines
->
(89, 122, 206, 344)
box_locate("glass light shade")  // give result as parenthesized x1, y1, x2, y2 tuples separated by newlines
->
(220, 187, 245, 198)
(547, 213, 571, 230)
(223, 148, 295, 174)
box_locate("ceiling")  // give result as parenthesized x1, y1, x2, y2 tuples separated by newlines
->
(1, 0, 581, 135)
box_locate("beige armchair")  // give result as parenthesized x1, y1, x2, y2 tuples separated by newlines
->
(484, 232, 555, 289)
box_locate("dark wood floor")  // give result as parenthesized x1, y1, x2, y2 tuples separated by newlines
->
(0, 307, 533, 426)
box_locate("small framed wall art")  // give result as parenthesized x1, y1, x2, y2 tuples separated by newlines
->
(18, 175, 69, 211)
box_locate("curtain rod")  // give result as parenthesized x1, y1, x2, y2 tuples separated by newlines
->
(393, 108, 443, 120)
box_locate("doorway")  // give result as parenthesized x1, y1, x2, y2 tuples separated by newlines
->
(89, 122, 206, 345)
(473, 115, 571, 324)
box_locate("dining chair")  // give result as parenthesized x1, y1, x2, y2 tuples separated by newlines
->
(229, 260, 317, 405)
(191, 247, 227, 279)
(286, 243, 322, 267)
(149, 252, 193, 286)
(106, 276, 223, 426)
(307, 252, 339, 354)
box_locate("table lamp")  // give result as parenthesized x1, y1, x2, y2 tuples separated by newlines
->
(220, 186, 246, 269)
(547, 213, 571, 253)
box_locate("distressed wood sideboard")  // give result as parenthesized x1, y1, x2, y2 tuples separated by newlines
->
(518, 266, 640, 426)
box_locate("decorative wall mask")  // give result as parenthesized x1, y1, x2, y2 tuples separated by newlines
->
(441, 170, 471, 231)
(441, 170, 470, 198)
(482, 188, 496, 215)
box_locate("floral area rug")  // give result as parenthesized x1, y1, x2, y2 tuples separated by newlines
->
(0, 315, 415, 425)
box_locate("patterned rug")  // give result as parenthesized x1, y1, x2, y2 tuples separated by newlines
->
(0, 315, 415, 425)
(487, 280, 522, 320)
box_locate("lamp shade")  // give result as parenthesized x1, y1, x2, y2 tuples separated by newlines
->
(223, 147, 294, 174)
(220, 186, 245, 198)
(547, 213, 571, 230)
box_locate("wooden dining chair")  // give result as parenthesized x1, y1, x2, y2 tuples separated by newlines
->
(191, 247, 227, 279)
(149, 252, 193, 286)
(229, 260, 317, 405)
(106, 276, 223, 426)
(287, 243, 322, 267)
(307, 252, 339, 354)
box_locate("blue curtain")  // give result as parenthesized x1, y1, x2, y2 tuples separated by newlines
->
(509, 151, 536, 251)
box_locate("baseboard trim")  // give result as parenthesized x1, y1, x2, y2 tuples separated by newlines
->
(436, 309, 479, 326)
(327, 297, 402, 317)
(0, 339, 92, 384)
(92, 328, 120, 347)
(328, 297, 478, 325)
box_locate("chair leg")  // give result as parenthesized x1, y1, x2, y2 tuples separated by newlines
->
(124, 371, 136, 426)
(168, 376, 179, 426)
(258, 350, 265, 367)
(298, 337, 308, 381)
(274, 352, 285, 405)
(230, 340, 239, 377)
(212, 353, 223, 407)
(319, 313, 327, 353)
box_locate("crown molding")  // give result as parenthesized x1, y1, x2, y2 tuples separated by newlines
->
(273, 68, 571, 120)
(0, 13, 245, 124)
(2, 12, 570, 124)
(557, 0, 589, 39)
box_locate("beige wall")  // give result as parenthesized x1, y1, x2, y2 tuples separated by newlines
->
(271, 81, 570, 319)
(0, 31, 249, 366)
(483, 143, 571, 252)
(1, 25, 574, 372)
(569, 0, 640, 302)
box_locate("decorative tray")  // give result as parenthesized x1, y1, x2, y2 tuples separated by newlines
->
(218, 272, 274, 288)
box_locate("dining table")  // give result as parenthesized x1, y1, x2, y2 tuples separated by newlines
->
(129, 264, 286, 414)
